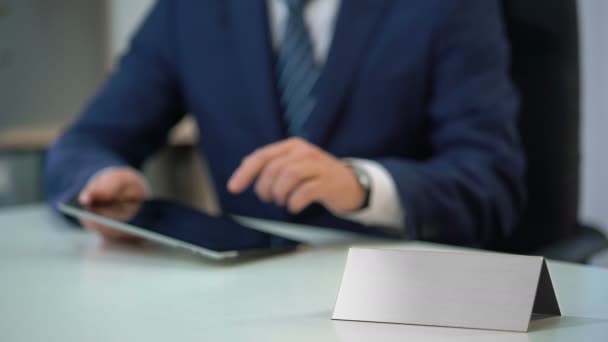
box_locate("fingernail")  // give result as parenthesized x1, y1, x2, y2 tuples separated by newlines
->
(227, 179, 238, 193)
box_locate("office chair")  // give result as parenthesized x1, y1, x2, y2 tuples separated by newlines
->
(494, 0, 608, 262)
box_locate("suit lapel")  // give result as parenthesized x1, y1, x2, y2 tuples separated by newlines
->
(305, 0, 392, 146)
(229, 0, 285, 144)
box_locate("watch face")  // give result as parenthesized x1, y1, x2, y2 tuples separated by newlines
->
(350, 165, 371, 209)
(354, 167, 371, 191)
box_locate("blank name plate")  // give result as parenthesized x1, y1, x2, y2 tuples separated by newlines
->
(332, 248, 560, 332)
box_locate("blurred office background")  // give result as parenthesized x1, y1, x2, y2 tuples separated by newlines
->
(0, 0, 606, 235)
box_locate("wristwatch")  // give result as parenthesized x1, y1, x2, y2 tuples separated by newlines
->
(348, 164, 372, 210)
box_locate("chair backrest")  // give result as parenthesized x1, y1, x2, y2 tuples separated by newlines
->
(498, 0, 581, 252)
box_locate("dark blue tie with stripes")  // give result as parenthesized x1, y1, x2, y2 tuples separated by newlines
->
(276, 0, 321, 136)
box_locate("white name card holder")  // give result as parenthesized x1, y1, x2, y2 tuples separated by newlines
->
(332, 248, 560, 332)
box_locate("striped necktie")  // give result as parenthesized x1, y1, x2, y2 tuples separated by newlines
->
(276, 0, 321, 136)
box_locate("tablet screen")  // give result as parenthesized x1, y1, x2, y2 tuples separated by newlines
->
(60, 199, 300, 254)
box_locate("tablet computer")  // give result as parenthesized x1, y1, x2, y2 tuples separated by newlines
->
(58, 198, 301, 260)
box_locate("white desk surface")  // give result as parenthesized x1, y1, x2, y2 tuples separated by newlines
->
(1, 205, 607, 341)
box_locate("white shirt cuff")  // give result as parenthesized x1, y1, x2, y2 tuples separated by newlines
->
(335, 158, 405, 232)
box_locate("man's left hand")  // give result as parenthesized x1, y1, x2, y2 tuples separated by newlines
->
(227, 137, 365, 214)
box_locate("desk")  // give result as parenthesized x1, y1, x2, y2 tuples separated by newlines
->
(1, 205, 607, 341)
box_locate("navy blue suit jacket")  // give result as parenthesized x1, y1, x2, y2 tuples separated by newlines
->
(46, 0, 525, 247)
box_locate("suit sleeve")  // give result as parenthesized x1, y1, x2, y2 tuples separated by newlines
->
(45, 0, 185, 210)
(377, 0, 526, 247)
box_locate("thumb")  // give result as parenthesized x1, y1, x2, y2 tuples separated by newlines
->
(79, 169, 135, 204)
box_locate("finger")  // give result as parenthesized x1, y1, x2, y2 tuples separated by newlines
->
(254, 156, 289, 202)
(81, 219, 142, 242)
(79, 173, 128, 205)
(228, 138, 304, 193)
(271, 162, 319, 206)
(116, 179, 147, 201)
(80, 169, 146, 205)
(286, 179, 323, 214)
(254, 151, 311, 202)
(90, 201, 142, 221)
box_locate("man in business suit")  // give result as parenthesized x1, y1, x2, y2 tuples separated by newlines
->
(45, 0, 526, 247)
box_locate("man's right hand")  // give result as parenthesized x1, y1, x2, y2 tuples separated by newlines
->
(78, 167, 149, 242)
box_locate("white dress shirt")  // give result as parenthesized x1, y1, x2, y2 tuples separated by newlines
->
(267, 0, 405, 231)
